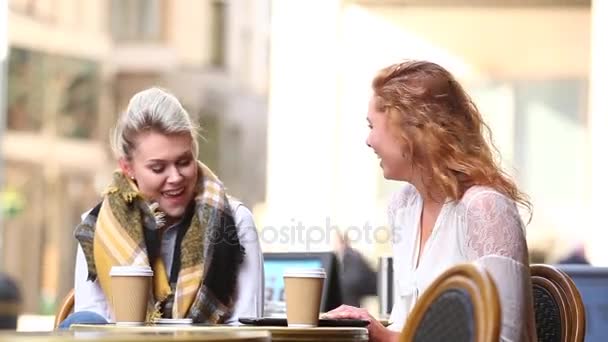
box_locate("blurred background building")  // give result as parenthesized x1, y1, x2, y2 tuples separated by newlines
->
(1, 0, 606, 320)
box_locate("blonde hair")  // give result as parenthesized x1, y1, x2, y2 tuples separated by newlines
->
(372, 60, 531, 213)
(110, 87, 199, 159)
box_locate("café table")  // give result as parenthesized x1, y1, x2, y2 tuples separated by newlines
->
(0, 330, 271, 342)
(70, 323, 369, 342)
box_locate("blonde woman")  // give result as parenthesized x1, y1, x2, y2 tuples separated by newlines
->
(60, 88, 263, 328)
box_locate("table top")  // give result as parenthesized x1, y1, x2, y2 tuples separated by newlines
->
(70, 324, 369, 342)
(0, 330, 271, 342)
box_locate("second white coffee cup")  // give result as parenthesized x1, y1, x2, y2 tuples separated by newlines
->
(283, 268, 326, 327)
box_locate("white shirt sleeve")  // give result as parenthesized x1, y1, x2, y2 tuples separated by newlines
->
(225, 201, 264, 325)
(462, 190, 536, 342)
(73, 245, 112, 321)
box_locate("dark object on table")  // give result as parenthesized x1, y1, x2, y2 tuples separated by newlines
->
(239, 317, 369, 327)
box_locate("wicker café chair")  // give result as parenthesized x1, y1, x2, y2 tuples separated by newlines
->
(53, 289, 75, 329)
(531, 264, 586, 342)
(399, 263, 501, 342)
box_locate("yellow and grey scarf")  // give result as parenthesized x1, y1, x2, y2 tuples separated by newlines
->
(74, 162, 244, 323)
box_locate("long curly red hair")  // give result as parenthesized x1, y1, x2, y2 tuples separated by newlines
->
(372, 60, 531, 213)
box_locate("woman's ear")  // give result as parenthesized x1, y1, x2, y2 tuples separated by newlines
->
(118, 158, 134, 179)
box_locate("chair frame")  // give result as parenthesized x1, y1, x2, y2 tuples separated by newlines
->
(53, 289, 75, 329)
(400, 263, 501, 342)
(531, 264, 586, 342)
(532, 276, 568, 341)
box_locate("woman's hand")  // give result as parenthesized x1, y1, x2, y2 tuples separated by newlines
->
(322, 305, 399, 342)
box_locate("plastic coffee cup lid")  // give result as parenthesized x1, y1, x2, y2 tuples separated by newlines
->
(283, 268, 326, 278)
(154, 318, 193, 324)
(110, 265, 153, 277)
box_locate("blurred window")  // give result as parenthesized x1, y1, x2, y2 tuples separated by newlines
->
(7, 48, 44, 132)
(210, 0, 226, 67)
(110, 0, 164, 42)
(52, 55, 100, 139)
(7, 47, 100, 138)
(513, 79, 588, 201)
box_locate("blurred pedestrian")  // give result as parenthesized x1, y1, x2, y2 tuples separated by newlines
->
(558, 244, 590, 265)
(333, 232, 377, 307)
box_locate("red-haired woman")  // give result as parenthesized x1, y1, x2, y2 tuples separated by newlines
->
(324, 61, 536, 342)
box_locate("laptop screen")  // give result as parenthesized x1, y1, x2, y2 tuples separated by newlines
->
(264, 258, 323, 313)
(263, 252, 343, 317)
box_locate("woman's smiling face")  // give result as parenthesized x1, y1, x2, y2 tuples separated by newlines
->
(365, 96, 413, 181)
(119, 130, 198, 222)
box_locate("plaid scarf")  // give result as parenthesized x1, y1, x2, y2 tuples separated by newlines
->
(74, 162, 244, 323)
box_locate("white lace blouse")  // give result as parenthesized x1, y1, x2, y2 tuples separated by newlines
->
(387, 184, 536, 342)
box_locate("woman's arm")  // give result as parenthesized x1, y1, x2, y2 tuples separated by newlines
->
(323, 305, 399, 342)
(462, 189, 528, 263)
(462, 189, 535, 342)
(73, 245, 112, 321)
(224, 202, 264, 325)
